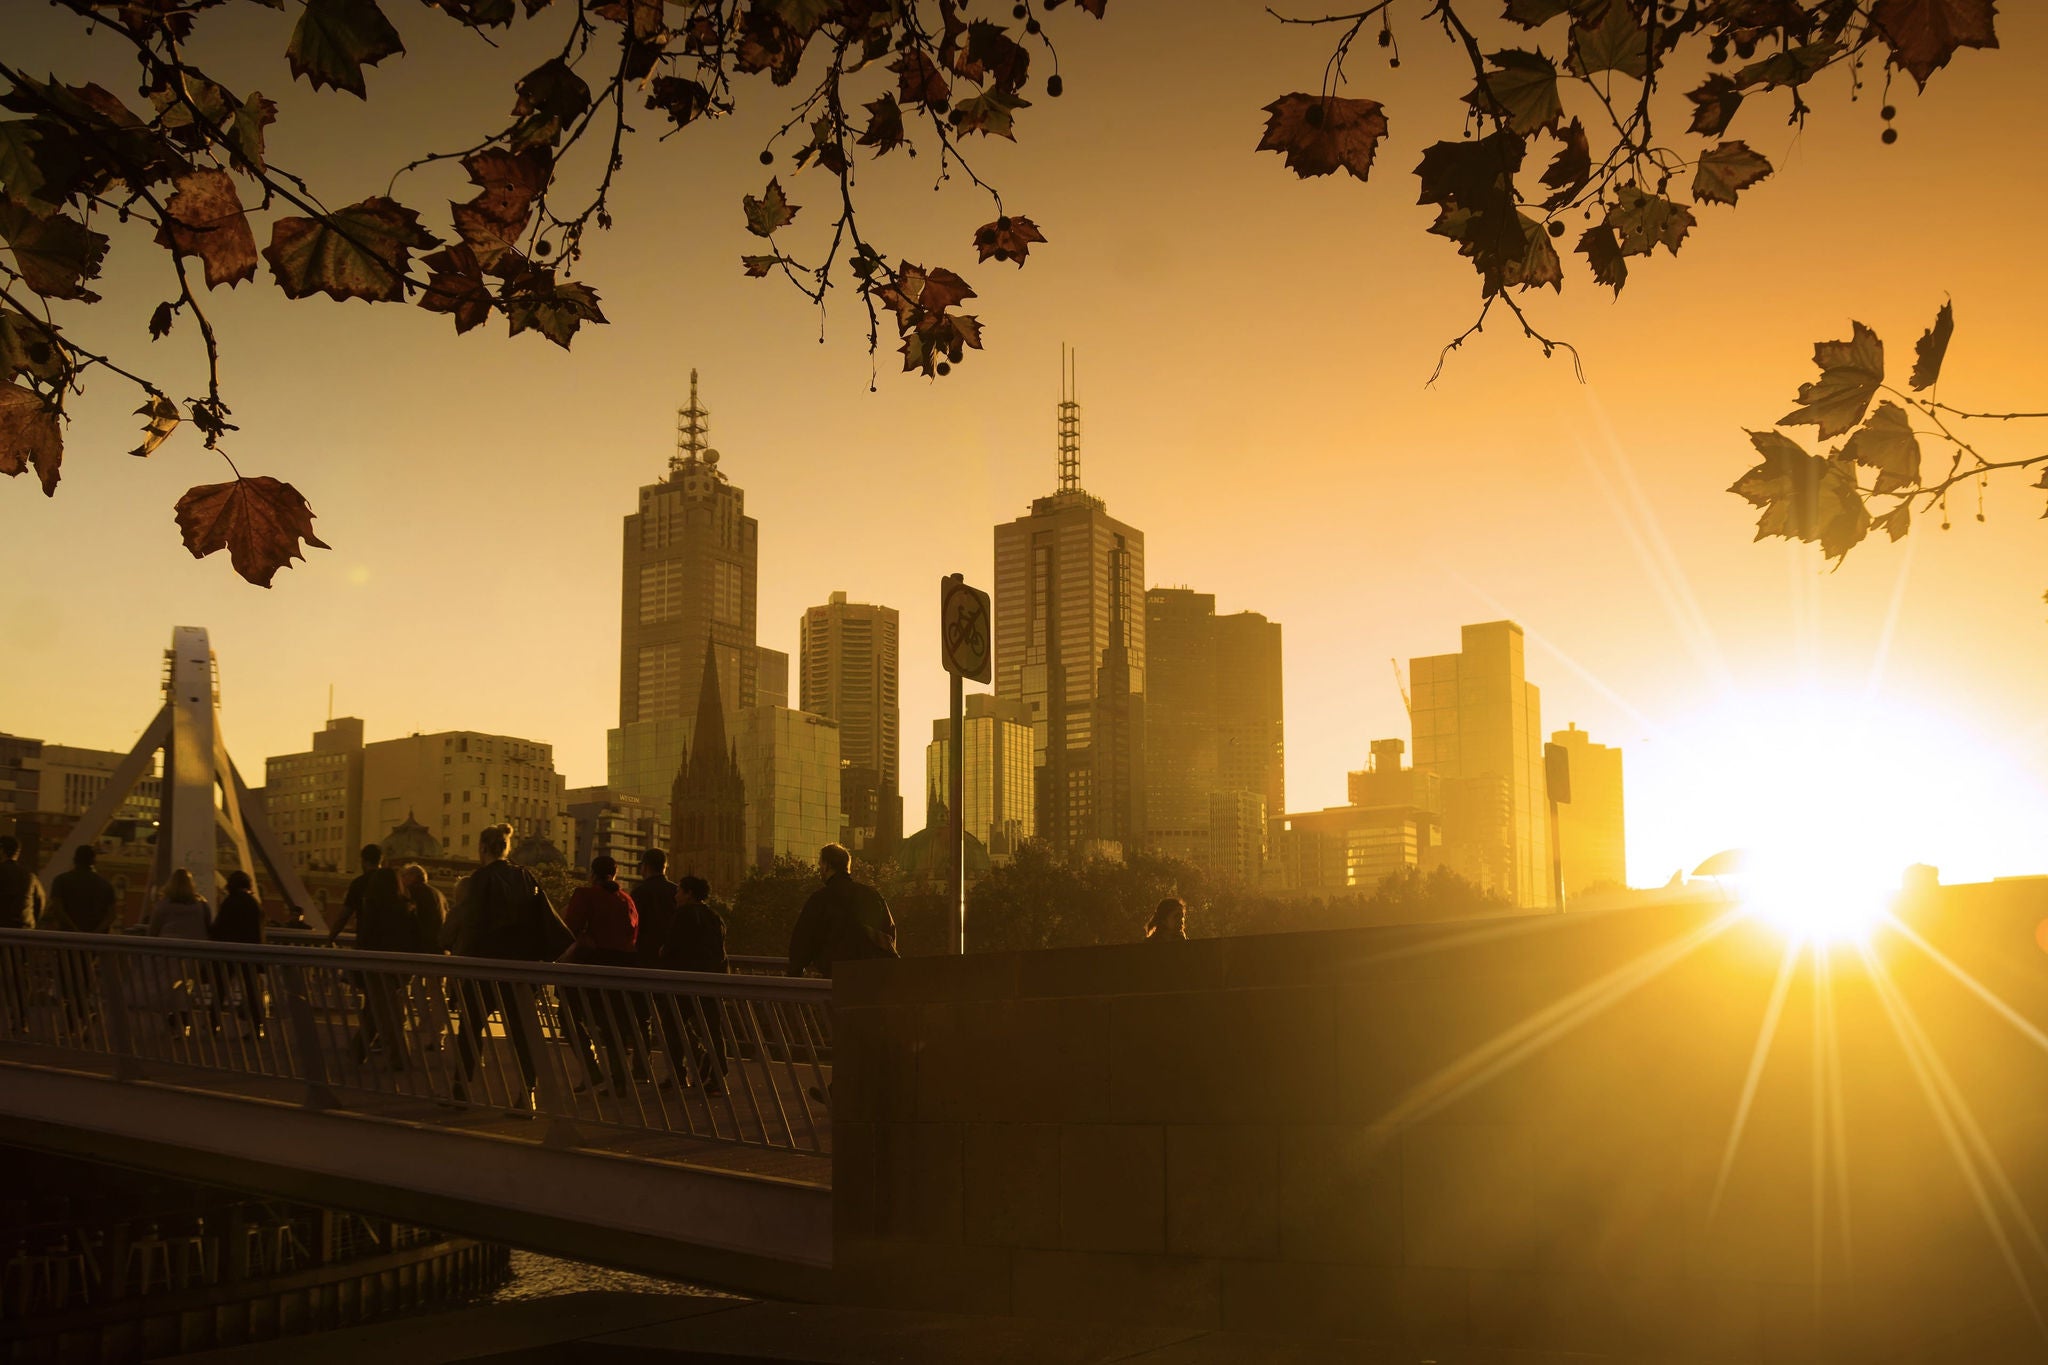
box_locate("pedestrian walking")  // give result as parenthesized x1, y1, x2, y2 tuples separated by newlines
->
(45, 845, 118, 934)
(666, 873, 730, 1094)
(1145, 897, 1188, 942)
(146, 868, 210, 1035)
(444, 823, 572, 1109)
(0, 835, 44, 929)
(207, 869, 266, 1034)
(329, 844, 412, 1070)
(397, 863, 451, 1045)
(560, 855, 639, 1094)
(786, 844, 897, 978)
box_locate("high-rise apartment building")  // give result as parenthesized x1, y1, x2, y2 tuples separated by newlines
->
(993, 365, 1145, 858)
(1142, 588, 1283, 878)
(608, 372, 765, 805)
(565, 786, 671, 872)
(735, 706, 841, 870)
(361, 730, 571, 861)
(1550, 722, 1626, 895)
(925, 694, 1036, 863)
(265, 717, 366, 872)
(800, 592, 901, 855)
(1, 734, 163, 823)
(1408, 621, 1554, 907)
(755, 647, 790, 710)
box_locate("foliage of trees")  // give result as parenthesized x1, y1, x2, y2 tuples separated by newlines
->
(0, 1, 2022, 589)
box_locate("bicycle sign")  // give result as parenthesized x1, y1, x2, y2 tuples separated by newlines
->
(939, 573, 992, 683)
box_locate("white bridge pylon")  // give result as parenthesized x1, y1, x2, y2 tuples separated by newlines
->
(40, 626, 326, 930)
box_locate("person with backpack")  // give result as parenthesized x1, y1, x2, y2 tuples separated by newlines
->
(661, 873, 731, 1093)
(398, 862, 451, 1045)
(787, 843, 897, 978)
(443, 823, 571, 1109)
(558, 855, 639, 1094)
(207, 869, 266, 1035)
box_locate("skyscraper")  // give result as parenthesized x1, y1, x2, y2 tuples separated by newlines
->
(608, 372, 763, 805)
(1550, 722, 1626, 895)
(800, 592, 901, 855)
(1142, 588, 1283, 878)
(993, 357, 1145, 858)
(1408, 621, 1555, 908)
(735, 705, 842, 870)
(925, 694, 1036, 862)
(670, 643, 748, 896)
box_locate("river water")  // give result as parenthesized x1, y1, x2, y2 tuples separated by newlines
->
(489, 1249, 738, 1305)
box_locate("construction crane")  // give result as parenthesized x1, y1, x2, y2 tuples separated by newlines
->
(1391, 658, 1411, 715)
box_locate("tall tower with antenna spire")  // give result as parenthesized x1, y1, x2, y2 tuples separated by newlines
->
(991, 347, 1147, 858)
(608, 370, 762, 809)
(1057, 344, 1080, 494)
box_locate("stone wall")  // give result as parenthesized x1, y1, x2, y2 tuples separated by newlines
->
(832, 885, 2048, 1360)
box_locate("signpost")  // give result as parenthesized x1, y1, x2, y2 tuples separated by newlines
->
(940, 573, 992, 955)
(1544, 741, 1571, 913)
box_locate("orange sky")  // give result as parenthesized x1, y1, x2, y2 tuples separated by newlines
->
(6, 3, 2046, 887)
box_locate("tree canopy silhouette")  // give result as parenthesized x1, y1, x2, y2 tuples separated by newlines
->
(0, 0, 2015, 586)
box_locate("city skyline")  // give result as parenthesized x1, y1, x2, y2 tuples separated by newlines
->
(5, 8, 2047, 890)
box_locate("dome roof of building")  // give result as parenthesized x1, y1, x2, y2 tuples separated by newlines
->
(513, 832, 568, 867)
(380, 812, 441, 861)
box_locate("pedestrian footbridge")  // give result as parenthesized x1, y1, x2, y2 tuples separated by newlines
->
(0, 930, 833, 1299)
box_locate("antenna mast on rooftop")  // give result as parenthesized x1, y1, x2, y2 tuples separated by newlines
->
(673, 368, 710, 472)
(1057, 344, 1080, 494)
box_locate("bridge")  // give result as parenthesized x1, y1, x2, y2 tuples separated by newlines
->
(0, 929, 834, 1299)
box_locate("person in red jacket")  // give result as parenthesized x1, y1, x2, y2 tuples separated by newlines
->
(560, 855, 639, 1093)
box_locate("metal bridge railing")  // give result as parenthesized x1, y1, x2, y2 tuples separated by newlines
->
(0, 929, 832, 1155)
(264, 927, 792, 976)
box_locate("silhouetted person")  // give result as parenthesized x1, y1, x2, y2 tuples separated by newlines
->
(561, 855, 639, 1092)
(207, 869, 266, 1034)
(147, 868, 210, 1035)
(45, 845, 118, 1034)
(397, 863, 450, 1044)
(628, 848, 679, 1078)
(667, 873, 730, 1093)
(46, 845, 117, 934)
(283, 905, 310, 931)
(0, 835, 44, 929)
(447, 823, 571, 1108)
(329, 844, 411, 1069)
(787, 843, 897, 978)
(1145, 897, 1187, 941)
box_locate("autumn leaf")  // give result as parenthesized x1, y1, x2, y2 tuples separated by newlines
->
(1872, 0, 1999, 91)
(1780, 321, 1885, 440)
(1841, 400, 1922, 494)
(1503, 0, 1571, 25)
(500, 265, 605, 348)
(0, 309, 68, 381)
(1685, 75, 1744, 136)
(0, 380, 62, 495)
(1734, 41, 1840, 91)
(0, 120, 65, 211)
(892, 50, 950, 108)
(954, 88, 1030, 139)
(264, 197, 438, 303)
(1728, 430, 1870, 561)
(974, 214, 1047, 265)
(961, 20, 1031, 92)
(647, 76, 713, 128)
(229, 92, 279, 174)
(131, 393, 179, 458)
(451, 146, 550, 269)
(858, 94, 905, 154)
(1909, 299, 1953, 390)
(149, 301, 174, 339)
(511, 58, 592, 148)
(417, 243, 492, 333)
(1539, 117, 1590, 208)
(1691, 142, 1772, 207)
(1500, 211, 1562, 291)
(155, 169, 259, 288)
(1575, 223, 1627, 293)
(1605, 184, 1693, 257)
(1466, 49, 1562, 137)
(0, 203, 109, 301)
(1877, 503, 1912, 541)
(1567, 1, 1648, 80)
(879, 264, 977, 324)
(741, 254, 783, 277)
(175, 475, 331, 587)
(287, 0, 405, 100)
(743, 178, 798, 236)
(1415, 131, 1528, 293)
(1257, 94, 1389, 183)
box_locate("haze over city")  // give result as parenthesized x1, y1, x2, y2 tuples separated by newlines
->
(6, 3, 2046, 892)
